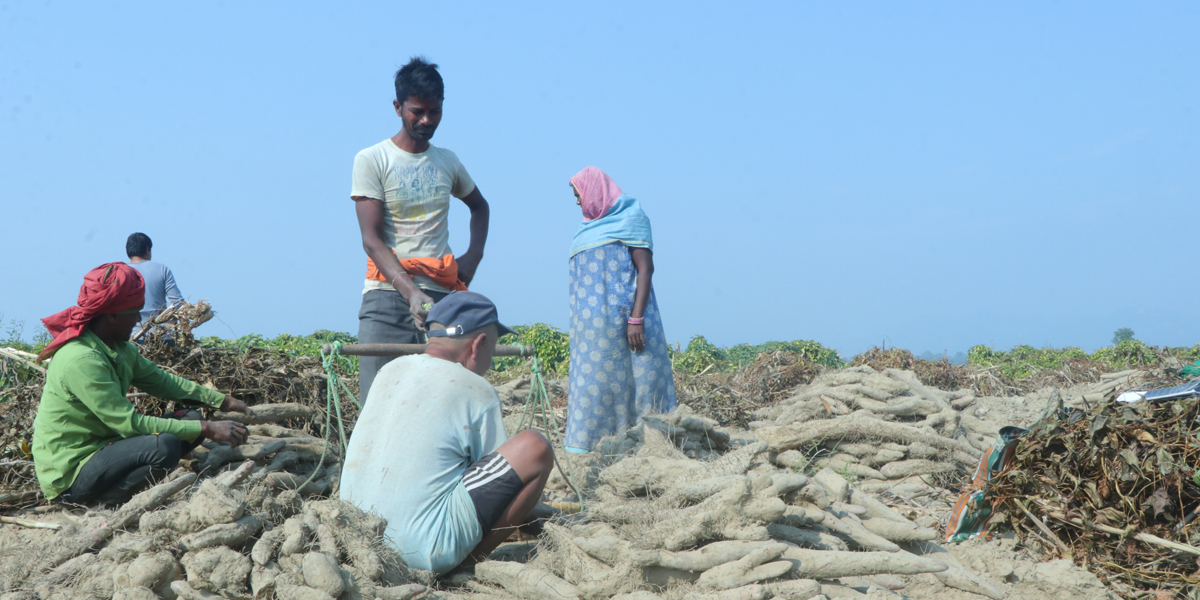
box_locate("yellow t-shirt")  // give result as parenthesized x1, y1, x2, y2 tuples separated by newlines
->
(350, 139, 476, 293)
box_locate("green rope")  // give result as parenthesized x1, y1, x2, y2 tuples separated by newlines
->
(301, 341, 358, 490)
(519, 357, 585, 504)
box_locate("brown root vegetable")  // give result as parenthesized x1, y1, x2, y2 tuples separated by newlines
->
(276, 584, 337, 600)
(696, 544, 791, 591)
(252, 528, 287, 565)
(279, 516, 312, 557)
(755, 414, 980, 462)
(179, 515, 263, 552)
(631, 540, 782, 572)
(112, 551, 177, 590)
(810, 469, 849, 504)
(301, 552, 345, 598)
(251, 562, 282, 599)
(878, 459, 956, 479)
(781, 547, 948, 579)
(475, 561, 581, 600)
(170, 581, 224, 600)
(375, 583, 428, 600)
(112, 588, 159, 600)
(212, 403, 317, 425)
(45, 473, 196, 570)
(181, 546, 251, 592)
(858, 517, 938, 543)
(249, 424, 312, 438)
(847, 489, 909, 524)
(766, 579, 821, 599)
(197, 441, 286, 471)
(682, 584, 770, 600)
(765, 523, 848, 552)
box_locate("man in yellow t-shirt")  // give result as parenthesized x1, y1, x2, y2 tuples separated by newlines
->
(350, 56, 492, 404)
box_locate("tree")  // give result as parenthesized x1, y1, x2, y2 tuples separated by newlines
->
(1112, 328, 1135, 345)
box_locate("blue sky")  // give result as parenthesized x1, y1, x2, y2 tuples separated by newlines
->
(1, 1, 1197, 357)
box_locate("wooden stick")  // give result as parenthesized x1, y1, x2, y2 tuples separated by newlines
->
(1017, 500, 1070, 554)
(0, 516, 62, 531)
(43, 472, 196, 570)
(1068, 518, 1200, 557)
(324, 342, 534, 357)
(0, 491, 40, 506)
(0, 347, 47, 373)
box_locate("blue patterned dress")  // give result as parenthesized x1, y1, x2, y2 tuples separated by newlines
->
(565, 242, 676, 452)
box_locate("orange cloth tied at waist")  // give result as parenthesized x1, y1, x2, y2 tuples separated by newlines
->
(366, 253, 468, 291)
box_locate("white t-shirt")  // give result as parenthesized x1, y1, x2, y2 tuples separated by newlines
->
(350, 139, 477, 294)
(339, 354, 508, 574)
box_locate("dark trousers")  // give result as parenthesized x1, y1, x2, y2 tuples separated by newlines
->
(357, 288, 449, 405)
(59, 409, 203, 506)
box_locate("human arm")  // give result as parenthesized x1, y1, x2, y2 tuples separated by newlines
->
(354, 198, 435, 326)
(456, 186, 490, 286)
(65, 353, 209, 442)
(130, 353, 250, 444)
(163, 267, 183, 306)
(627, 247, 655, 353)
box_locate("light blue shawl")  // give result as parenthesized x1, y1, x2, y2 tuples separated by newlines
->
(568, 194, 654, 258)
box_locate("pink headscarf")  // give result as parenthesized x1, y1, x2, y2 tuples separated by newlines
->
(570, 166, 625, 222)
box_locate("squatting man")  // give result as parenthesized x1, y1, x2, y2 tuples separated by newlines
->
(340, 291, 554, 574)
(31, 263, 252, 506)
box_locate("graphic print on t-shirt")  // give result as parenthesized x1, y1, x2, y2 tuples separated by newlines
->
(388, 163, 450, 235)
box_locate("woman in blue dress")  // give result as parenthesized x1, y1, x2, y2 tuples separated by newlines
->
(565, 166, 676, 453)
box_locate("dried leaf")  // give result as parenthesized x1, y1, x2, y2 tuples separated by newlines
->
(1134, 429, 1157, 444)
(1143, 487, 1171, 519)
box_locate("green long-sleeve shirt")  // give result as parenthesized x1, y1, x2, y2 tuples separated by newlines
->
(32, 329, 225, 499)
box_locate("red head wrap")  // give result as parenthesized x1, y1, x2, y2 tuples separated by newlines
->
(38, 263, 145, 361)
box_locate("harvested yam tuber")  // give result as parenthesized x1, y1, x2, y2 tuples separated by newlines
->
(755, 414, 980, 462)
(301, 551, 345, 598)
(683, 584, 770, 600)
(170, 581, 224, 600)
(695, 544, 792, 591)
(45, 473, 196, 570)
(276, 584, 337, 600)
(878, 459, 956, 479)
(179, 515, 263, 551)
(475, 561, 580, 600)
(858, 516, 938, 543)
(631, 540, 782, 572)
(766, 523, 848, 552)
(252, 528, 286, 565)
(781, 547, 947, 579)
(181, 546, 251, 592)
(212, 403, 317, 424)
(197, 440, 286, 471)
(374, 584, 428, 600)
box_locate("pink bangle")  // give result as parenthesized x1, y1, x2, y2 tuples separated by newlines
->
(628, 317, 644, 325)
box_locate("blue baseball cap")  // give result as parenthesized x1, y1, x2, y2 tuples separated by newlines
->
(425, 291, 517, 338)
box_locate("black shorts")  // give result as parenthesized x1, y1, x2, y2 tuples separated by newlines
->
(462, 451, 524, 533)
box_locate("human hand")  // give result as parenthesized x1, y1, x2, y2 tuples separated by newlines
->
(627, 323, 645, 353)
(220, 396, 254, 415)
(202, 420, 249, 447)
(456, 251, 482, 286)
(406, 288, 436, 329)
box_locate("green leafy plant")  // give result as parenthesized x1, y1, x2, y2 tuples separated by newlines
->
(1112, 327, 1135, 345)
(496, 323, 570, 377)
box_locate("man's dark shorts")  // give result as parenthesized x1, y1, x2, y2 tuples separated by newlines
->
(462, 451, 524, 533)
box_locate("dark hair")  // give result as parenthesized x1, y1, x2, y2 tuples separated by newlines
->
(126, 232, 152, 259)
(394, 56, 444, 103)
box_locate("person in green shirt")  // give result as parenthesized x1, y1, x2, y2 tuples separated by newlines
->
(33, 262, 251, 505)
